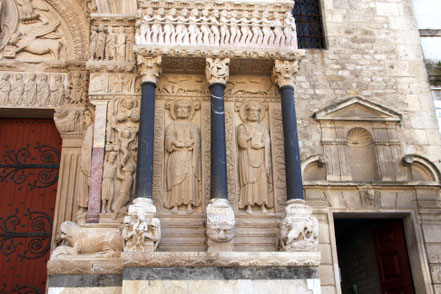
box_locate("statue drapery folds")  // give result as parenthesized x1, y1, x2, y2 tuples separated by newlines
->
(165, 99, 201, 214)
(237, 101, 272, 214)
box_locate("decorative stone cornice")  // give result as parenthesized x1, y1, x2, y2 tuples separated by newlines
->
(272, 57, 304, 88)
(137, 55, 162, 84)
(205, 58, 230, 85)
(135, 0, 301, 60)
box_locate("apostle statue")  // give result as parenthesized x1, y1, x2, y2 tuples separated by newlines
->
(237, 101, 272, 214)
(165, 99, 201, 214)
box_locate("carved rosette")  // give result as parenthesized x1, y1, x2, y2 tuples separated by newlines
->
(205, 58, 230, 85)
(122, 198, 161, 252)
(206, 198, 235, 252)
(272, 57, 303, 88)
(137, 55, 162, 84)
(279, 199, 319, 252)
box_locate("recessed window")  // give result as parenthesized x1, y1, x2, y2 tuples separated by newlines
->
(293, 0, 325, 49)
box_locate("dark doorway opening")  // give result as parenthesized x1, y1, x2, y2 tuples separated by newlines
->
(335, 218, 415, 294)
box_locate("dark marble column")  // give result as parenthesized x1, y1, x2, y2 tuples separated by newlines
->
(134, 56, 162, 199)
(205, 58, 230, 200)
(134, 82, 156, 199)
(209, 83, 228, 200)
(279, 85, 304, 200)
(273, 59, 304, 200)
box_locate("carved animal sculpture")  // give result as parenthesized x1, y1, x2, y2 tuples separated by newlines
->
(12, 38, 63, 60)
(51, 221, 123, 259)
(279, 217, 318, 251)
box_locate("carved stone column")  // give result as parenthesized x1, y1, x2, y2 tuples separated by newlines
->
(273, 59, 319, 252)
(205, 58, 235, 252)
(86, 101, 108, 223)
(122, 55, 162, 251)
(52, 106, 88, 245)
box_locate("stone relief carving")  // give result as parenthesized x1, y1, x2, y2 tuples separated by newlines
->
(66, 71, 88, 105)
(0, 72, 65, 107)
(269, 107, 286, 214)
(361, 188, 380, 208)
(122, 215, 161, 251)
(205, 58, 230, 85)
(76, 110, 94, 222)
(1, 0, 66, 61)
(137, 55, 162, 84)
(279, 200, 319, 252)
(156, 75, 209, 96)
(164, 99, 201, 214)
(53, 107, 85, 136)
(272, 59, 300, 88)
(89, 73, 136, 95)
(236, 100, 273, 214)
(123, 198, 161, 252)
(136, 7, 297, 49)
(103, 97, 140, 219)
(206, 198, 235, 252)
(51, 221, 123, 259)
(152, 106, 164, 206)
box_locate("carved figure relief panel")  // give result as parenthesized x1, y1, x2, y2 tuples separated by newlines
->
(153, 74, 285, 216)
(0, 71, 68, 108)
(101, 96, 140, 221)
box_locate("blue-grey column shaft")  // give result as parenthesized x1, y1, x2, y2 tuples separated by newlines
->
(279, 85, 304, 200)
(134, 82, 156, 198)
(210, 83, 228, 199)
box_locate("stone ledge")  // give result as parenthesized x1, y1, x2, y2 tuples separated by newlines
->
(123, 251, 321, 268)
(48, 258, 123, 275)
(135, 46, 305, 62)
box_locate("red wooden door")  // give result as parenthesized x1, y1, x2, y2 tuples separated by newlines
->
(0, 119, 61, 294)
(372, 219, 415, 294)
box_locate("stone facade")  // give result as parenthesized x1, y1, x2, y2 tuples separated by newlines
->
(0, 0, 440, 293)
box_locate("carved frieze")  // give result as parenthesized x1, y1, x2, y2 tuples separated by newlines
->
(135, 1, 301, 59)
(89, 72, 137, 95)
(0, 72, 67, 108)
(87, 24, 135, 72)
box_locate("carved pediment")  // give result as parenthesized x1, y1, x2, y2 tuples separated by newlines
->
(313, 96, 401, 122)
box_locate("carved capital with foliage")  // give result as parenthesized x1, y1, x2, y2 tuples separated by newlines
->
(272, 59, 301, 88)
(137, 55, 162, 84)
(205, 58, 230, 86)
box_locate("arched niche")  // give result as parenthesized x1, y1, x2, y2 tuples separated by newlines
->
(346, 127, 379, 182)
(94, 0, 137, 15)
(302, 155, 327, 181)
(402, 155, 441, 183)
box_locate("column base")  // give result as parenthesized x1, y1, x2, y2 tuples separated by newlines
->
(206, 198, 235, 252)
(279, 199, 319, 252)
(122, 198, 161, 252)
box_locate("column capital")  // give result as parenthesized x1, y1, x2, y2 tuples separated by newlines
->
(137, 55, 162, 84)
(205, 58, 230, 86)
(272, 59, 300, 89)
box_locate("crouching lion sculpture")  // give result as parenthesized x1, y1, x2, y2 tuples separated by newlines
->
(51, 221, 123, 259)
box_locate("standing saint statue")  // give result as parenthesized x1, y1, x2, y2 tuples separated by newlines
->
(165, 99, 201, 214)
(237, 101, 272, 214)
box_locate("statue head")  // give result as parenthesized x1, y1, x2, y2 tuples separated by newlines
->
(207, 221, 235, 242)
(2, 73, 10, 80)
(123, 216, 132, 227)
(40, 74, 48, 82)
(245, 102, 262, 122)
(122, 98, 136, 109)
(29, 73, 36, 81)
(174, 99, 192, 120)
(60, 221, 80, 246)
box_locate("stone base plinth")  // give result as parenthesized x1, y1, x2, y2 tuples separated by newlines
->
(47, 252, 321, 294)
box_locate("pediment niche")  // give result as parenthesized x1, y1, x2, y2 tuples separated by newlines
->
(313, 96, 402, 122)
